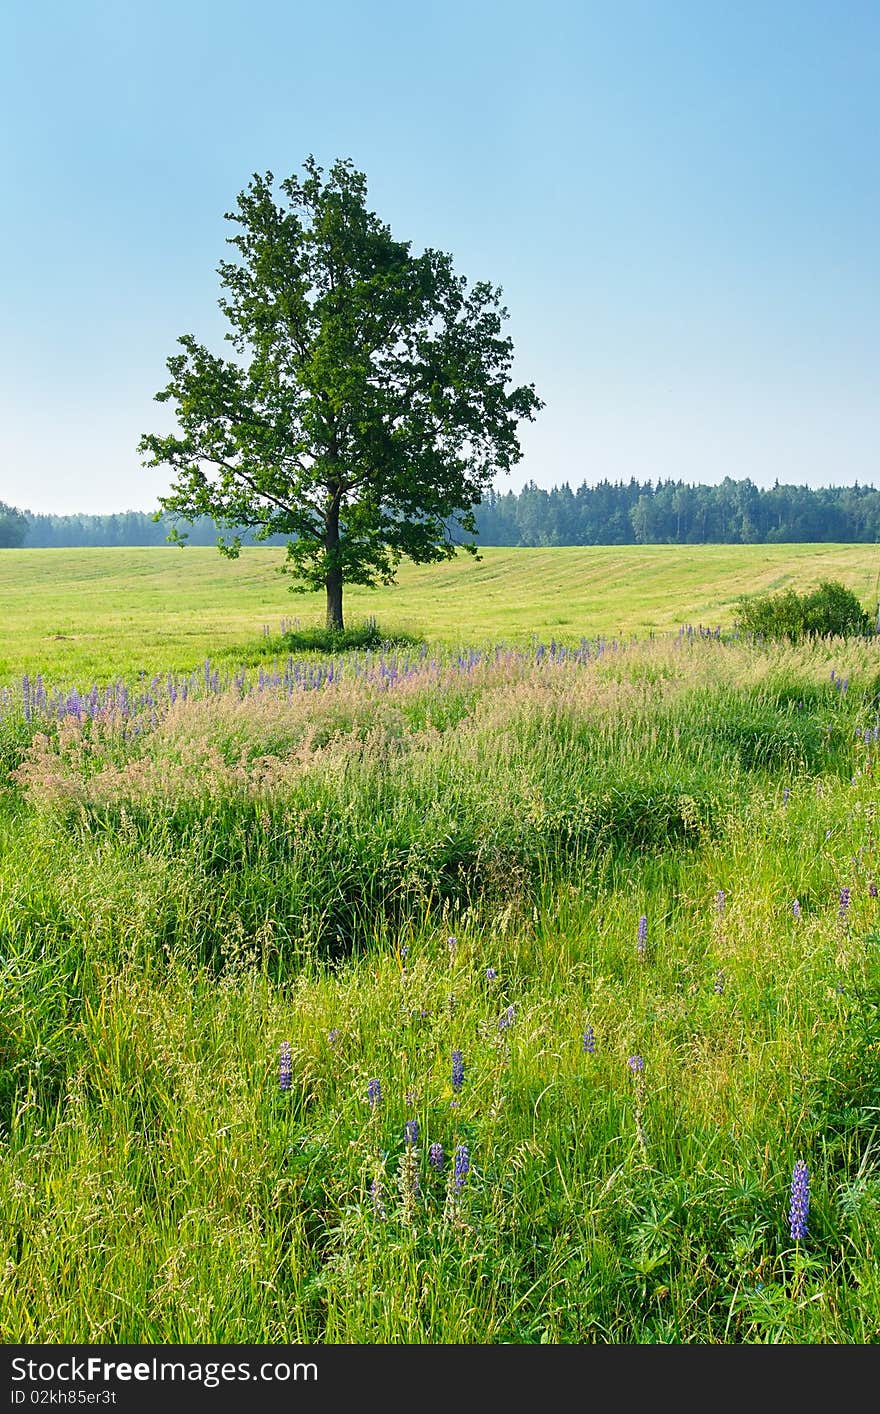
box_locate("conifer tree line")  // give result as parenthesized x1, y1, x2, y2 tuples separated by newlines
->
(3, 477, 880, 549)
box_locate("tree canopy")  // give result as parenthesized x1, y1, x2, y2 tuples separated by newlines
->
(139, 156, 542, 629)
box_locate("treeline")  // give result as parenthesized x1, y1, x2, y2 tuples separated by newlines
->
(3, 477, 880, 548)
(471, 478, 880, 545)
(1, 507, 286, 549)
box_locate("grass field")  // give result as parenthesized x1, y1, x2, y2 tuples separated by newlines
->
(1, 542, 879, 684)
(1, 548, 879, 1343)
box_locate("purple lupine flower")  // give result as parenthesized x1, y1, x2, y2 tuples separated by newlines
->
(582, 1026, 596, 1054)
(714, 970, 726, 995)
(498, 1005, 516, 1032)
(715, 890, 726, 914)
(637, 916, 647, 957)
(367, 1078, 382, 1108)
(838, 886, 851, 919)
(429, 1142, 444, 1172)
(451, 1050, 464, 1092)
(453, 1144, 470, 1192)
(370, 1177, 387, 1220)
(792, 898, 802, 920)
(789, 1159, 809, 1241)
(485, 967, 497, 981)
(627, 1055, 645, 1073)
(328, 1028, 341, 1048)
(279, 1041, 292, 1091)
(447, 935, 457, 953)
(782, 787, 791, 806)
(870, 882, 878, 899)
(404, 1118, 419, 1147)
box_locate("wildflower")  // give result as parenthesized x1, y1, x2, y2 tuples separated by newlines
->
(637, 916, 647, 957)
(715, 890, 726, 914)
(838, 886, 851, 919)
(628, 1056, 647, 1156)
(370, 1176, 387, 1220)
(404, 1118, 419, 1147)
(714, 970, 726, 995)
(782, 787, 791, 806)
(452, 1050, 464, 1092)
(429, 1141, 444, 1172)
(327, 1028, 341, 1048)
(870, 882, 878, 899)
(453, 1144, 470, 1193)
(789, 1159, 809, 1242)
(367, 1078, 382, 1108)
(447, 935, 457, 953)
(498, 1004, 516, 1032)
(792, 898, 802, 920)
(582, 1026, 596, 1054)
(486, 967, 497, 981)
(279, 1042, 292, 1091)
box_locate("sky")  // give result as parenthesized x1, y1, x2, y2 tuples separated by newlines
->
(1, 0, 878, 515)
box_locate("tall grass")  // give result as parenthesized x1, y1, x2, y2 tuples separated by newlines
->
(1, 634, 879, 1342)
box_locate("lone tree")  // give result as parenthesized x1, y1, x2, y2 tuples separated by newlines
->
(139, 156, 542, 631)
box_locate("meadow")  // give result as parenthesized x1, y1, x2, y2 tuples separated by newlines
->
(1, 546, 879, 1343)
(1, 542, 879, 681)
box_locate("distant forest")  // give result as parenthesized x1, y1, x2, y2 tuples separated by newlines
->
(3, 477, 880, 548)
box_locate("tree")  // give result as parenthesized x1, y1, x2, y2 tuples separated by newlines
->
(0, 502, 28, 548)
(139, 157, 543, 631)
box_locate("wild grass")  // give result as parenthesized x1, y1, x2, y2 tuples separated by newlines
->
(1, 631, 879, 1342)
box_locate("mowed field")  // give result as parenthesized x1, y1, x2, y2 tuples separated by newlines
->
(1, 542, 879, 683)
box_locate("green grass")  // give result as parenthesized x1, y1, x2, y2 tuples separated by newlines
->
(2, 626, 879, 1343)
(1, 542, 879, 684)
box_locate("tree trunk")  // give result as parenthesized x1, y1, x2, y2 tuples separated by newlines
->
(325, 491, 344, 633)
(326, 567, 343, 633)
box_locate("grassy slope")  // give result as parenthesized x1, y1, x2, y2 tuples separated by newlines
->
(2, 548, 880, 1342)
(1, 542, 879, 683)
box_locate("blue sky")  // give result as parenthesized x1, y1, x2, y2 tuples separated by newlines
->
(1, 0, 877, 514)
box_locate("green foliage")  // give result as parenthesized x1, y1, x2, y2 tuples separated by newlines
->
(736, 580, 874, 641)
(139, 156, 542, 630)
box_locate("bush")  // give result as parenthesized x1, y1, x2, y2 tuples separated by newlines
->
(736, 580, 874, 641)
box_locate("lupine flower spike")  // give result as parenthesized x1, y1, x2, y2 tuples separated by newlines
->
(444, 1143, 471, 1226)
(453, 1144, 470, 1192)
(583, 1026, 596, 1054)
(367, 1078, 382, 1108)
(628, 1056, 647, 1156)
(429, 1141, 444, 1172)
(452, 1050, 464, 1093)
(370, 1175, 387, 1221)
(637, 916, 647, 959)
(789, 1159, 809, 1242)
(279, 1041, 292, 1092)
(398, 1121, 420, 1222)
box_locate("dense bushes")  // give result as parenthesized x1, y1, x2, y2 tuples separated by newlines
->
(736, 580, 874, 641)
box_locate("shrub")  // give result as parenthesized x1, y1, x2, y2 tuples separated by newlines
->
(736, 580, 874, 641)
